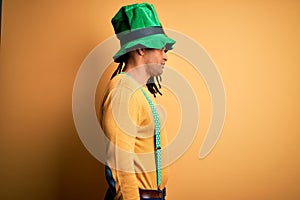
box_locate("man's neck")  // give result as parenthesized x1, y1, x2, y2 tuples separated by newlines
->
(123, 63, 150, 85)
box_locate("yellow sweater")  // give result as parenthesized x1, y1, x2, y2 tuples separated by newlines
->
(100, 74, 168, 200)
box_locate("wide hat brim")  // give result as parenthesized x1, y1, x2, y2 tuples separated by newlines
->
(113, 33, 176, 63)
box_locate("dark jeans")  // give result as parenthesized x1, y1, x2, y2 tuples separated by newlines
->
(104, 188, 114, 200)
(104, 188, 166, 200)
(104, 166, 165, 199)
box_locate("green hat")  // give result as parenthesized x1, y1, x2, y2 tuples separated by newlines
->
(111, 3, 176, 62)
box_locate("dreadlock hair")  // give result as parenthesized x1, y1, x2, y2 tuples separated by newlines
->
(110, 53, 128, 80)
(110, 53, 163, 98)
(146, 76, 162, 98)
(110, 61, 124, 80)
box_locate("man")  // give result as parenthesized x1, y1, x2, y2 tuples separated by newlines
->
(99, 3, 175, 200)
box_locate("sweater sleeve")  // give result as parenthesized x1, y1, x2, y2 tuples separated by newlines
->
(103, 83, 141, 200)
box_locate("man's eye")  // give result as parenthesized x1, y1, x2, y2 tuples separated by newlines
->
(164, 49, 168, 53)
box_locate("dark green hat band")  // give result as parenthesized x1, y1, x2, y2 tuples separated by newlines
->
(118, 26, 164, 46)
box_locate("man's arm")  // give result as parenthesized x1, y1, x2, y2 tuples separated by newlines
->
(103, 85, 140, 200)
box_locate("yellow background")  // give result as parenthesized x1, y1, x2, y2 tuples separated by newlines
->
(1, 0, 300, 199)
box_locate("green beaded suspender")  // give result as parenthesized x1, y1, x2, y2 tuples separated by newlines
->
(120, 72, 161, 188)
(140, 88, 162, 187)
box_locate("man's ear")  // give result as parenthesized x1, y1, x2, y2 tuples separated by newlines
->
(136, 48, 145, 56)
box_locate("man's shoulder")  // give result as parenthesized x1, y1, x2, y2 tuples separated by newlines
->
(109, 74, 140, 93)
